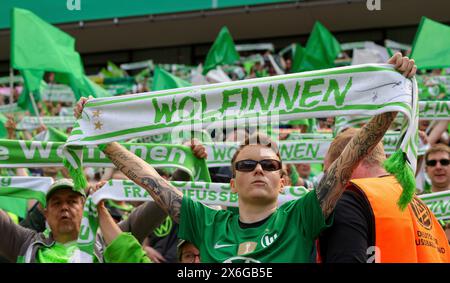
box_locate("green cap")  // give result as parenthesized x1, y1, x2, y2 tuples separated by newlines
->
(46, 178, 86, 201)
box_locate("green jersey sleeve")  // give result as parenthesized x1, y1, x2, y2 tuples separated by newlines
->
(103, 232, 151, 263)
(179, 196, 205, 248)
(179, 196, 222, 249)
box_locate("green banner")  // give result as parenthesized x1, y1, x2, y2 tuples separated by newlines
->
(419, 191, 450, 220)
(418, 101, 450, 120)
(205, 140, 331, 166)
(16, 116, 77, 130)
(0, 140, 210, 181)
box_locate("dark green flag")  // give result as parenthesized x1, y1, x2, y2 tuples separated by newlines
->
(299, 21, 341, 71)
(291, 43, 305, 73)
(411, 17, 450, 70)
(203, 27, 240, 74)
(152, 66, 191, 91)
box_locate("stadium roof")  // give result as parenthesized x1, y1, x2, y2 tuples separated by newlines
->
(0, 0, 298, 30)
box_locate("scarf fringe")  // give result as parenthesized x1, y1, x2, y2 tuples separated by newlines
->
(63, 158, 88, 192)
(383, 149, 416, 210)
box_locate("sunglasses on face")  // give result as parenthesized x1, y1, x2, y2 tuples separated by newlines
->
(235, 159, 282, 173)
(426, 159, 450, 167)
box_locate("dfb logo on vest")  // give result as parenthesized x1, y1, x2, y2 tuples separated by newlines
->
(410, 197, 433, 230)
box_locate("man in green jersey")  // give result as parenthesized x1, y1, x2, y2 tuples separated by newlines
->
(74, 54, 415, 262)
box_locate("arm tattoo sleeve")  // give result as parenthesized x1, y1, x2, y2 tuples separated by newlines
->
(316, 112, 397, 217)
(103, 142, 183, 223)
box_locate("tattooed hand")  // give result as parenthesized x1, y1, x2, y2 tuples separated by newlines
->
(315, 53, 414, 217)
(101, 142, 183, 223)
(316, 112, 398, 217)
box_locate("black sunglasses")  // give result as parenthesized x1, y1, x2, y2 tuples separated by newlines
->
(235, 159, 282, 173)
(426, 159, 450, 167)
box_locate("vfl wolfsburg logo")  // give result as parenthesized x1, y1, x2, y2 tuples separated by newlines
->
(223, 256, 261, 263)
(260, 233, 278, 248)
(154, 216, 173, 237)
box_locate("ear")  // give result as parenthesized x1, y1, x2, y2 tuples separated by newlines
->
(230, 178, 237, 194)
(278, 177, 286, 194)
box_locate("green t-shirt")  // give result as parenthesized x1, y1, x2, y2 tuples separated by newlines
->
(104, 232, 151, 263)
(36, 241, 78, 263)
(179, 190, 328, 263)
(33, 233, 149, 263)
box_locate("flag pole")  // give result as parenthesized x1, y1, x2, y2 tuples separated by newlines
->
(28, 91, 44, 127)
(9, 68, 14, 105)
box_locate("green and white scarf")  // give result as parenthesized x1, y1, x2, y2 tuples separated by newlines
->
(418, 190, 450, 221)
(334, 100, 450, 134)
(17, 116, 76, 131)
(94, 179, 310, 207)
(0, 139, 210, 181)
(0, 176, 53, 206)
(0, 103, 20, 113)
(419, 101, 450, 120)
(65, 64, 419, 208)
(205, 132, 427, 167)
(204, 141, 331, 166)
(41, 84, 75, 103)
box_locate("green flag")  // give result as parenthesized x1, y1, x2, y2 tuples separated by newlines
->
(20, 69, 44, 94)
(0, 114, 8, 139)
(10, 8, 104, 106)
(299, 21, 341, 71)
(11, 8, 84, 78)
(152, 66, 191, 91)
(411, 17, 450, 70)
(71, 75, 111, 99)
(291, 43, 305, 73)
(32, 126, 68, 142)
(0, 197, 27, 219)
(47, 126, 68, 142)
(17, 70, 47, 114)
(203, 26, 240, 74)
(134, 68, 150, 84)
(54, 72, 110, 100)
(100, 61, 127, 78)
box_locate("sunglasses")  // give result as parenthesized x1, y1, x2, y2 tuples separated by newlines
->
(235, 159, 282, 173)
(426, 159, 450, 167)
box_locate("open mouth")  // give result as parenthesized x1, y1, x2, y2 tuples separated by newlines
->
(60, 215, 71, 221)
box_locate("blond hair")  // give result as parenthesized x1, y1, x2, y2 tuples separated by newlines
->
(230, 132, 281, 177)
(327, 128, 386, 167)
(425, 143, 450, 162)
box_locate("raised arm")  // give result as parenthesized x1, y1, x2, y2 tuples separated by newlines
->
(74, 97, 183, 223)
(316, 53, 416, 218)
(103, 142, 183, 223)
(317, 111, 398, 217)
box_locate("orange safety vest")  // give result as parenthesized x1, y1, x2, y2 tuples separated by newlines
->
(347, 176, 450, 263)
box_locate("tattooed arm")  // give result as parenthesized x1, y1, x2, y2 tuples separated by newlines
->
(316, 112, 397, 218)
(102, 142, 183, 223)
(316, 53, 416, 218)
